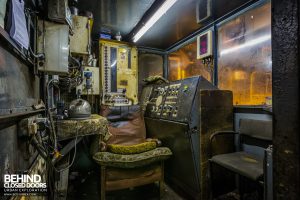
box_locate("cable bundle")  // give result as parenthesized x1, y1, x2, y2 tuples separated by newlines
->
(59, 56, 83, 91)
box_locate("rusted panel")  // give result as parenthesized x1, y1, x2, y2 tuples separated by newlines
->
(272, 0, 300, 199)
(0, 45, 40, 115)
(0, 42, 41, 199)
(0, 126, 18, 181)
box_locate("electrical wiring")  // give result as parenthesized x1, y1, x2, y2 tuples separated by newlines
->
(29, 46, 44, 58)
(45, 131, 78, 199)
(30, 121, 55, 161)
(25, 8, 45, 59)
(59, 56, 83, 91)
(47, 108, 58, 151)
(46, 78, 60, 109)
(30, 135, 48, 159)
(51, 122, 79, 173)
(32, 121, 79, 198)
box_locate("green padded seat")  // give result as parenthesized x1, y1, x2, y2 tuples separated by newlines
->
(210, 151, 264, 181)
(107, 142, 157, 155)
(93, 147, 172, 168)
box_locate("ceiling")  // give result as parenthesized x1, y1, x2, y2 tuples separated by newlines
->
(78, 0, 258, 50)
(132, 0, 201, 50)
(77, 0, 155, 39)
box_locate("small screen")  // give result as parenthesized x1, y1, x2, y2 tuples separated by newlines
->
(200, 34, 208, 55)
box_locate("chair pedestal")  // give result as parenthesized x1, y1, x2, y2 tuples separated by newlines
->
(100, 161, 165, 200)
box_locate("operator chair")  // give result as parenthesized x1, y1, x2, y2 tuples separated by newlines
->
(93, 106, 172, 200)
(209, 119, 272, 199)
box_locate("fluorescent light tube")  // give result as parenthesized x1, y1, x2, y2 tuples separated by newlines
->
(133, 0, 177, 43)
(220, 34, 271, 56)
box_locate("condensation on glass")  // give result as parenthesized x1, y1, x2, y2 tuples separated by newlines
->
(218, 3, 272, 106)
(168, 41, 212, 82)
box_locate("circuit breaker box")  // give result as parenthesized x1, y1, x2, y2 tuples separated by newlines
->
(70, 15, 90, 54)
(99, 39, 138, 106)
(37, 20, 69, 74)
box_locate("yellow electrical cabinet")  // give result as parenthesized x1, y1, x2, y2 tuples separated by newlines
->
(99, 39, 138, 106)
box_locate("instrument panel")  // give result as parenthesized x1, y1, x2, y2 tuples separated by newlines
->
(143, 76, 215, 123)
(100, 39, 138, 106)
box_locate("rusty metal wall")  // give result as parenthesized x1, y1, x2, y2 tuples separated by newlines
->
(0, 44, 40, 195)
(0, 46, 39, 115)
(272, 0, 300, 199)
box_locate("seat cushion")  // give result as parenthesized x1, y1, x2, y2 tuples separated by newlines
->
(93, 147, 172, 168)
(107, 141, 157, 154)
(210, 151, 263, 181)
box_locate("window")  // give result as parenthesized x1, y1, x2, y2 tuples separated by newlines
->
(138, 53, 163, 92)
(168, 41, 212, 82)
(217, 3, 271, 105)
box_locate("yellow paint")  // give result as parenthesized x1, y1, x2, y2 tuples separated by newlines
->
(181, 70, 185, 79)
(177, 66, 181, 79)
(99, 40, 138, 104)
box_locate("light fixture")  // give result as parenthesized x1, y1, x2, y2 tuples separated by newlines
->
(220, 34, 271, 56)
(133, 0, 178, 43)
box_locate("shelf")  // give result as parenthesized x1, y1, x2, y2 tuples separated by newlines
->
(0, 26, 34, 66)
(0, 109, 44, 129)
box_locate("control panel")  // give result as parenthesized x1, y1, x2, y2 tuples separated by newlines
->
(163, 83, 181, 118)
(103, 92, 130, 106)
(76, 66, 100, 95)
(100, 39, 138, 106)
(143, 76, 215, 123)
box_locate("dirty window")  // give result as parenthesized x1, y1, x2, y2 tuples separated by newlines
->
(168, 41, 212, 82)
(217, 3, 272, 106)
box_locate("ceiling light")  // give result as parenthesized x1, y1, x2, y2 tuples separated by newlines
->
(133, 0, 178, 43)
(220, 34, 271, 56)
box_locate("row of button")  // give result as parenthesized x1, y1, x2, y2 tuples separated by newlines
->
(151, 105, 178, 117)
(104, 47, 109, 93)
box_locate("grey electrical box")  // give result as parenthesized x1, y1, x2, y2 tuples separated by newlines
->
(37, 21, 69, 75)
(48, 0, 72, 27)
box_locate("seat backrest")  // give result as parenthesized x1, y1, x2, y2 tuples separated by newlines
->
(101, 105, 142, 121)
(239, 119, 272, 148)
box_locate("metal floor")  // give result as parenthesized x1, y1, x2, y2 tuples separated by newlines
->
(66, 170, 258, 200)
(67, 170, 184, 200)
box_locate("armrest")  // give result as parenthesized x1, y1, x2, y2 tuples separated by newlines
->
(210, 131, 237, 143)
(209, 131, 237, 158)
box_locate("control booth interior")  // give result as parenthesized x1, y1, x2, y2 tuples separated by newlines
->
(0, 0, 299, 200)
